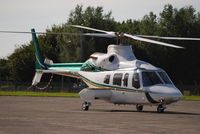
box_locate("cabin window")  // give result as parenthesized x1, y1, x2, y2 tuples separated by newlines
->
(142, 72, 162, 86)
(132, 73, 140, 89)
(104, 74, 110, 84)
(123, 73, 129, 87)
(113, 73, 123, 86)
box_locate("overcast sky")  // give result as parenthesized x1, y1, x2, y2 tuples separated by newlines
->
(0, 0, 200, 58)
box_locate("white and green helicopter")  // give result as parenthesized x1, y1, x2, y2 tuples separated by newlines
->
(1, 25, 200, 112)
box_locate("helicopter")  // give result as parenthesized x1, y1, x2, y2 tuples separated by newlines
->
(1, 25, 200, 113)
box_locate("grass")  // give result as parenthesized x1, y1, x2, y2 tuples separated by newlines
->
(181, 96, 200, 101)
(0, 91, 79, 97)
(0, 91, 200, 101)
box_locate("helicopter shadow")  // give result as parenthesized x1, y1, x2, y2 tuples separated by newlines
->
(92, 109, 200, 115)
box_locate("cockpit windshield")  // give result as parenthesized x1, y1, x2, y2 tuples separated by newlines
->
(158, 72, 172, 84)
(142, 71, 172, 86)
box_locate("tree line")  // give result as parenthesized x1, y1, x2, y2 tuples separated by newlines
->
(0, 4, 200, 85)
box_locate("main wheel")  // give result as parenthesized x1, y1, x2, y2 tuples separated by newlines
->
(157, 104, 165, 113)
(82, 102, 90, 111)
(136, 104, 143, 112)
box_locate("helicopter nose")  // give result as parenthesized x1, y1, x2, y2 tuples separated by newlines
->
(148, 85, 183, 103)
(165, 90, 183, 102)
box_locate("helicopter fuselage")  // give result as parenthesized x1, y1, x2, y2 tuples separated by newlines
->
(79, 69, 182, 106)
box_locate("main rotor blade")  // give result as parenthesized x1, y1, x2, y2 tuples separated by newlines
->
(0, 30, 115, 37)
(124, 34, 184, 49)
(71, 25, 115, 35)
(0, 30, 79, 35)
(0, 30, 36, 34)
(83, 33, 115, 38)
(137, 35, 200, 41)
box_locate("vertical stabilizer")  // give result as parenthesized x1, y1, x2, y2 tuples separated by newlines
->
(31, 28, 46, 69)
(32, 72, 43, 86)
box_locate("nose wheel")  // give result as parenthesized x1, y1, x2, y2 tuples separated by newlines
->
(82, 102, 91, 111)
(157, 104, 166, 113)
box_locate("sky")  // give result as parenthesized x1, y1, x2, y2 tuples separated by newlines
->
(0, 0, 200, 58)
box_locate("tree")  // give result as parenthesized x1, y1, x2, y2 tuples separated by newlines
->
(156, 5, 200, 84)
(67, 5, 117, 61)
(7, 44, 35, 82)
(0, 58, 10, 81)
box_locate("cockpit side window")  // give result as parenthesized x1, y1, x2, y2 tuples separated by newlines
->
(142, 72, 162, 86)
(132, 73, 140, 89)
(104, 74, 110, 84)
(113, 73, 123, 86)
(123, 73, 129, 87)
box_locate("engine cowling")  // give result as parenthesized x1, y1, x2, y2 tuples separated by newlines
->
(94, 53, 119, 70)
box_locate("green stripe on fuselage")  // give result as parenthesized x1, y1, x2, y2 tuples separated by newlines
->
(49, 63, 83, 67)
(48, 62, 108, 72)
(48, 63, 83, 71)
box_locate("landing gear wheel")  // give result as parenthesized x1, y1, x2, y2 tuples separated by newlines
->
(157, 104, 165, 113)
(136, 104, 143, 112)
(82, 102, 90, 111)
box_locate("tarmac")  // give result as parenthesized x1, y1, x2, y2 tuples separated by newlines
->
(0, 96, 200, 134)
